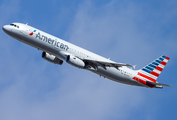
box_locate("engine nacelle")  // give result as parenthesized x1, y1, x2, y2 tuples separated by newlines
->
(66, 55, 85, 68)
(42, 52, 63, 65)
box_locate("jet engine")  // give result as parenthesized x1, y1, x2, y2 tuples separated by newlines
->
(66, 55, 85, 68)
(42, 52, 63, 65)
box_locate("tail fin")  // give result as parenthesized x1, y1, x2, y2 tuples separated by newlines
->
(137, 55, 170, 84)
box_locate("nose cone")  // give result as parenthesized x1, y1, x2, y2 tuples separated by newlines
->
(2, 25, 11, 34)
(2, 25, 9, 32)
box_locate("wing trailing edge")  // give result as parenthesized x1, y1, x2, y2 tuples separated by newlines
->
(83, 58, 135, 70)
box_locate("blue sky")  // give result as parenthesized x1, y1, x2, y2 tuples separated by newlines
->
(0, 0, 177, 120)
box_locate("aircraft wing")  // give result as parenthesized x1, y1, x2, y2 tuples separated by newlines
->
(82, 58, 135, 70)
(59, 51, 135, 70)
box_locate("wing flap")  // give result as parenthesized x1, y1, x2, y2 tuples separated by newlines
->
(83, 58, 135, 70)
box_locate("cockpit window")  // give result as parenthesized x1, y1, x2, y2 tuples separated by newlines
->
(10, 23, 19, 28)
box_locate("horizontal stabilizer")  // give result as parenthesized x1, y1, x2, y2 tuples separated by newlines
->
(146, 81, 172, 87)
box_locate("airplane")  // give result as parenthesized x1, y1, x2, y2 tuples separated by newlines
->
(2, 22, 171, 89)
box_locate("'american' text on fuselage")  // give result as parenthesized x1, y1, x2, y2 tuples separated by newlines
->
(35, 32, 69, 51)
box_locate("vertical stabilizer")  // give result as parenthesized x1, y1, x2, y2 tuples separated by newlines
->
(132, 55, 171, 88)
(137, 55, 170, 83)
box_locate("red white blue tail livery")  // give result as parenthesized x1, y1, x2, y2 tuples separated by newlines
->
(133, 55, 171, 88)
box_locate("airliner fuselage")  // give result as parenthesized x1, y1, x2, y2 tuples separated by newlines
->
(3, 23, 171, 88)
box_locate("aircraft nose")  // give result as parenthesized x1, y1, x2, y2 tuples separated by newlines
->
(2, 25, 11, 34)
(2, 25, 9, 32)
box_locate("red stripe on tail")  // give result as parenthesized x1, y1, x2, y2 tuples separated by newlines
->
(132, 77, 154, 88)
(161, 61, 167, 66)
(155, 66, 163, 71)
(166, 57, 170, 60)
(150, 71, 159, 77)
(138, 72, 156, 82)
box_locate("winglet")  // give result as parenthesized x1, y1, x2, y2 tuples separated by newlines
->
(133, 65, 136, 69)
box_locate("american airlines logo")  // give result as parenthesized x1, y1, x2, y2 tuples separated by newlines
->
(34, 32, 69, 51)
(29, 30, 36, 36)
